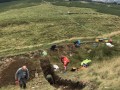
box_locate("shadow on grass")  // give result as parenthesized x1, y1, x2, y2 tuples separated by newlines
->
(52, 1, 120, 16)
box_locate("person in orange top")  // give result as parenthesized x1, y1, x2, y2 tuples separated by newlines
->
(60, 56, 70, 71)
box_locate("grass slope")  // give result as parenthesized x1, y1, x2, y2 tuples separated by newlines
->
(58, 57, 120, 90)
(0, 0, 120, 56)
(0, 1, 120, 89)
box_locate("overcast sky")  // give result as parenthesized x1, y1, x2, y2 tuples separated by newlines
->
(92, 0, 120, 3)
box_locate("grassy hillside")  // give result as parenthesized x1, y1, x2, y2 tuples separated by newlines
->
(53, 1, 120, 16)
(57, 57, 120, 90)
(0, 0, 120, 89)
(0, 0, 120, 56)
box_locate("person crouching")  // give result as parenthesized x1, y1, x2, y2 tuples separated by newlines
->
(60, 55, 70, 71)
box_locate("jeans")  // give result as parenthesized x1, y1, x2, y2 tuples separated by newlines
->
(19, 78, 27, 89)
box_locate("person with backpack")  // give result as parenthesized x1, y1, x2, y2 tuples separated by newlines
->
(15, 65, 29, 89)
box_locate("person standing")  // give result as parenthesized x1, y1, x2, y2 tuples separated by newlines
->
(15, 65, 29, 89)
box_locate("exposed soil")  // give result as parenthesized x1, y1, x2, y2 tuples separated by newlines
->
(0, 55, 41, 88)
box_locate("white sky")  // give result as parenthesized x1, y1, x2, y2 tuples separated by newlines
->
(92, 0, 120, 3)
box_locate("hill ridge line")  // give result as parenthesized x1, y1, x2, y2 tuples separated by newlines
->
(0, 30, 120, 53)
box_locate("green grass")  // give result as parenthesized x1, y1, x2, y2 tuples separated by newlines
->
(53, 1, 120, 16)
(112, 35, 120, 43)
(57, 57, 120, 90)
(0, 1, 120, 90)
(0, 1, 120, 56)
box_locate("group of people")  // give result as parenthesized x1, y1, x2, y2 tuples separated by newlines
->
(16, 38, 114, 89)
(14, 56, 70, 89)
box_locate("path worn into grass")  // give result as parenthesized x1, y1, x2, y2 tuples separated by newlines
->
(0, 30, 120, 54)
(49, 30, 120, 44)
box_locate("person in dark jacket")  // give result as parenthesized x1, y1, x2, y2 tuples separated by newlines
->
(74, 40, 81, 48)
(50, 45, 57, 51)
(15, 65, 29, 89)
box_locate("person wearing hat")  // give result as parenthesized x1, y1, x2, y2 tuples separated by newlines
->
(15, 65, 29, 89)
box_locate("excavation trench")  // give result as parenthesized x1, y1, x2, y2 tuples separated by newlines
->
(40, 58, 86, 90)
(0, 54, 86, 89)
(0, 43, 91, 89)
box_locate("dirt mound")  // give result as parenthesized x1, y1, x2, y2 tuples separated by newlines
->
(0, 55, 40, 87)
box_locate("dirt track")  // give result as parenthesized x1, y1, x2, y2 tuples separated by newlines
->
(0, 30, 120, 54)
